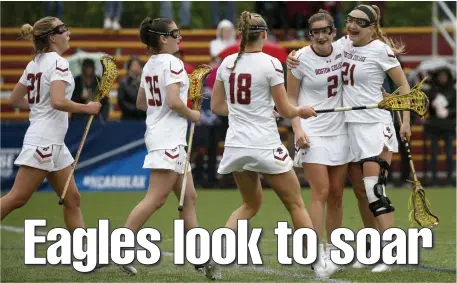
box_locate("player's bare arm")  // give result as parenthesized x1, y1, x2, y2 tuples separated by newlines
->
(50, 80, 101, 114)
(8, 83, 30, 110)
(287, 69, 310, 148)
(167, 82, 200, 122)
(386, 66, 412, 140)
(136, 87, 148, 111)
(210, 80, 228, 116)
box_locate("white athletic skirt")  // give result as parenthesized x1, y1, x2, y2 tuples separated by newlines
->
(293, 134, 350, 167)
(217, 144, 293, 175)
(143, 145, 191, 174)
(14, 144, 74, 172)
(348, 122, 399, 162)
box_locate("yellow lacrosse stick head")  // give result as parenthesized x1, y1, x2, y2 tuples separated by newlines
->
(95, 55, 119, 101)
(378, 77, 430, 117)
(188, 64, 213, 110)
(408, 180, 439, 229)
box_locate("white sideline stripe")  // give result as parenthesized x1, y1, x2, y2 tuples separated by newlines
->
(0, 225, 351, 283)
(75, 139, 145, 170)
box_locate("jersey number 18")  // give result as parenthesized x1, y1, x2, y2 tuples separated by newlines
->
(229, 73, 251, 105)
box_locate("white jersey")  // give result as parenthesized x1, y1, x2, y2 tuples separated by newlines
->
(140, 53, 189, 151)
(291, 43, 346, 136)
(216, 52, 284, 149)
(336, 37, 400, 123)
(18, 52, 75, 146)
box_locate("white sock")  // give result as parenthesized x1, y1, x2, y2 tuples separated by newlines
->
(318, 243, 325, 256)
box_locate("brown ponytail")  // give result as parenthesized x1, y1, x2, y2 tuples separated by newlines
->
(371, 5, 405, 55)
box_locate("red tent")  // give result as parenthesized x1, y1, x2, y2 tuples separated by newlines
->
(218, 40, 288, 63)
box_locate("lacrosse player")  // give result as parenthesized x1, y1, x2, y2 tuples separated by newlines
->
(286, 10, 349, 277)
(210, 11, 320, 280)
(1, 17, 101, 233)
(338, 5, 411, 272)
(289, 5, 412, 274)
(119, 17, 204, 276)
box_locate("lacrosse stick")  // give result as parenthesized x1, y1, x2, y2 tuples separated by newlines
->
(58, 55, 118, 205)
(315, 78, 430, 118)
(178, 64, 213, 211)
(395, 111, 439, 228)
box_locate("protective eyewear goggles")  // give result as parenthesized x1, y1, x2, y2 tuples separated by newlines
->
(345, 15, 373, 28)
(309, 25, 335, 36)
(35, 24, 68, 39)
(148, 28, 181, 39)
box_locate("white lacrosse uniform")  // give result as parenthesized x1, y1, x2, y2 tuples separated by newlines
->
(290, 43, 350, 166)
(14, 52, 75, 172)
(337, 37, 399, 161)
(140, 53, 190, 174)
(216, 52, 293, 175)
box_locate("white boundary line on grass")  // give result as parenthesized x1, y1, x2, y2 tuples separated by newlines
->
(0, 225, 352, 283)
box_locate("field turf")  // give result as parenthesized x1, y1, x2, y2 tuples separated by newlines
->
(1, 187, 455, 282)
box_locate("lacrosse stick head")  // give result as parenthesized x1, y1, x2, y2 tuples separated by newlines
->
(378, 77, 430, 117)
(94, 55, 119, 102)
(188, 64, 213, 110)
(408, 180, 439, 229)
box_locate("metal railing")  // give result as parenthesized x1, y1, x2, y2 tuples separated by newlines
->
(432, 1, 456, 61)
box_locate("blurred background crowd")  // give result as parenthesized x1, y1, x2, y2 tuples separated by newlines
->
(1, 1, 455, 190)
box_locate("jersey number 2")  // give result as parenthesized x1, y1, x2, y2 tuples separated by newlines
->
(327, 75, 338, 98)
(145, 76, 162, 106)
(229, 73, 251, 105)
(27, 73, 42, 104)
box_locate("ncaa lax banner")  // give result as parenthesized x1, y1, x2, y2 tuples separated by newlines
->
(1, 120, 150, 191)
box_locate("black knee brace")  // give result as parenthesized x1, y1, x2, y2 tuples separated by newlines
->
(361, 157, 395, 217)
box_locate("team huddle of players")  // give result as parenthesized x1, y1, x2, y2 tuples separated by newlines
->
(1, 3, 412, 280)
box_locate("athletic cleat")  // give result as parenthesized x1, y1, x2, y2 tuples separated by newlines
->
(204, 261, 221, 280)
(117, 264, 138, 275)
(371, 263, 392, 272)
(312, 252, 334, 279)
(325, 250, 343, 275)
(352, 241, 371, 269)
(195, 264, 205, 273)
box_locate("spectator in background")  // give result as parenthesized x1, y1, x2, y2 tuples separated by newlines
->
(160, 2, 192, 28)
(210, 2, 236, 28)
(191, 57, 228, 188)
(71, 59, 110, 121)
(255, 2, 288, 41)
(322, 1, 343, 39)
(210, 19, 236, 58)
(44, 1, 63, 18)
(286, 1, 312, 40)
(383, 71, 412, 186)
(424, 66, 456, 186)
(104, 1, 123, 31)
(118, 56, 146, 121)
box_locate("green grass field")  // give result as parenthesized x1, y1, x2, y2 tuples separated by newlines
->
(1, 187, 456, 282)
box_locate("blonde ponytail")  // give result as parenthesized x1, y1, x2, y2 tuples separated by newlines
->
(230, 11, 251, 72)
(371, 5, 405, 55)
(20, 23, 34, 40)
